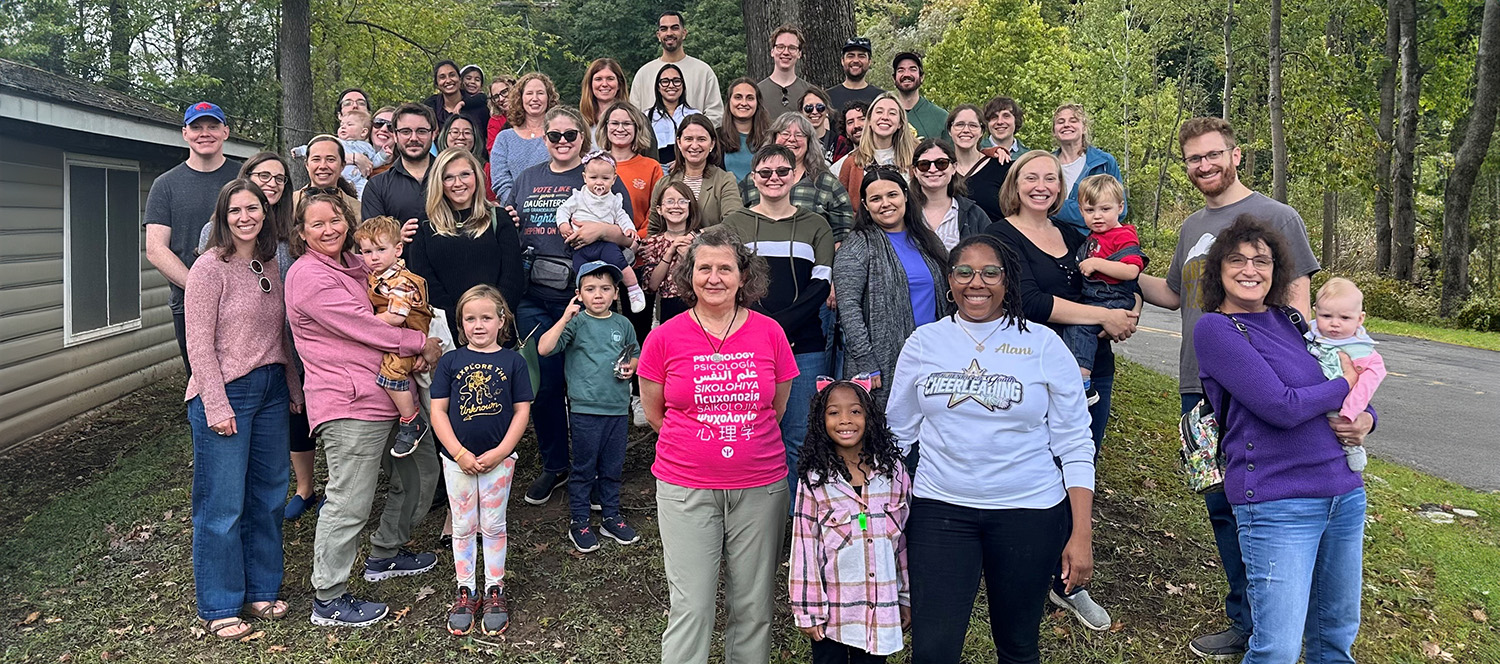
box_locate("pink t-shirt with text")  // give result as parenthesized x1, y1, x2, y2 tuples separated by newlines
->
(638, 309, 799, 490)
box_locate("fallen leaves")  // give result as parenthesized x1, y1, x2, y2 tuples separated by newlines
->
(1420, 641, 1457, 661)
(416, 585, 436, 602)
(21, 612, 40, 625)
(1473, 608, 1489, 623)
(237, 630, 265, 643)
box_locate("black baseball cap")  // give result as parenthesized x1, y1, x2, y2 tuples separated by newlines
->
(892, 51, 924, 71)
(842, 37, 872, 54)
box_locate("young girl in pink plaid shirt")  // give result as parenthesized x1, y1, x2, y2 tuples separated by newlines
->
(789, 375, 912, 663)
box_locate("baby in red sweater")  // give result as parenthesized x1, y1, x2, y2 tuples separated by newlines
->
(355, 216, 434, 457)
(1067, 174, 1147, 405)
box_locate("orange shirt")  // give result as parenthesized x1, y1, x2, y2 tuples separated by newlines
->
(614, 153, 665, 237)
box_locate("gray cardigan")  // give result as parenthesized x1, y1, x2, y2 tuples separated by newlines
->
(833, 226, 951, 406)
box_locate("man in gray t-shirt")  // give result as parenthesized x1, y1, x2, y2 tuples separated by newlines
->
(143, 102, 240, 376)
(1139, 117, 1317, 660)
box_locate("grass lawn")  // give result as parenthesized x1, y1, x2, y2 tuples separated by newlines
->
(1366, 316, 1500, 352)
(1, 362, 1495, 662)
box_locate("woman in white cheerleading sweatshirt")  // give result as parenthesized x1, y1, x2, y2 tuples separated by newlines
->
(886, 234, 1096, 664)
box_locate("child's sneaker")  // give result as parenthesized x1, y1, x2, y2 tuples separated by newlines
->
(1083, 379, 1100, 406)
(627, 284, 646, 313)
(480, 586, 509, 635)
(602, 515, 640, 545)
(569, 522, 601, 553)
(447, 587, 479, 635)
(391, 413, 427, 457)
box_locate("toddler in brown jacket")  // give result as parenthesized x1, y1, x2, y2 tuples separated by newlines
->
(356, 216, 434, 456)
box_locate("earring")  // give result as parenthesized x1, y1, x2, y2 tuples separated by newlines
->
(945, 290, 954, 303)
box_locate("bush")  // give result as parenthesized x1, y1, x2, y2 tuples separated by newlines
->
(1454, 296, 1500, 332)
(1313, 272, 1440, 325)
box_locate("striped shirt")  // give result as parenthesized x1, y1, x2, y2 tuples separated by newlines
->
(790, 468, 912, 656)
(720, 207, 834, 353)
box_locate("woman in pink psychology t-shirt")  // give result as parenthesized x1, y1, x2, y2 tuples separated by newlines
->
(638, 225, 798, 664)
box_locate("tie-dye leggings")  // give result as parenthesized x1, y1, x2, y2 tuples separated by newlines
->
(441, 453, 516, 591)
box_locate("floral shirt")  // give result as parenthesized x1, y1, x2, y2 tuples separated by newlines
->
(638, 231, 698, 300)
(789, 467, 912, 656)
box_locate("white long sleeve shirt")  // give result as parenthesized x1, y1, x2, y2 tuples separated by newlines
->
(886, 315, 1095, 510)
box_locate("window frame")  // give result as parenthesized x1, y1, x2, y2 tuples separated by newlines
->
(62, 153, 143, 346)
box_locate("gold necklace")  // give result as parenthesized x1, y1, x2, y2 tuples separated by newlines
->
(955, 315, 1004, 352)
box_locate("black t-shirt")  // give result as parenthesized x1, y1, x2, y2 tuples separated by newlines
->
(963, 157, 1012, 223)
(984, 218, 1115, 378)
(827, 84, 885, 116)
(429, 347, 535, 459)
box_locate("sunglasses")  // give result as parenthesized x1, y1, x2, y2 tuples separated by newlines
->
(545, 129, 581, 143)
(754, 166, 793, 180)
(915, 158, 952, 172)
(802, 103, 827, 114)
(372, 119, 393, 130)
(249, 260, 272, 293)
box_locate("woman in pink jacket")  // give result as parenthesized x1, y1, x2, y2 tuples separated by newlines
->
(284, 192, 443, 628)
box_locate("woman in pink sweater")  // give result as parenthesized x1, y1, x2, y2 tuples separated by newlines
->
(184, 179, 304, 639)
(284, 192, 443, 628)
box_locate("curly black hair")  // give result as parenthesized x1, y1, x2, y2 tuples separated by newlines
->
(1198, 214, 1295, 313)
(797, 382, 904, 489)
(946, 234, 1028, 332)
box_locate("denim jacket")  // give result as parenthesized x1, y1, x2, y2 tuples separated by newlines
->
(1052, 146, 1126, 234)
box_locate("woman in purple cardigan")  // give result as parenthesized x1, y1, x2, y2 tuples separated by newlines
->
(1192, 216, 1374, 664)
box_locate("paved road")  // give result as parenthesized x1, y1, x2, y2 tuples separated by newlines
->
(1118, 305, 1500, 492)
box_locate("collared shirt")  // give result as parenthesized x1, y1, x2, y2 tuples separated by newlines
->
(790, 468, 912, 656)
(934, 199, 961, 250)
(361, 157, 429, 223)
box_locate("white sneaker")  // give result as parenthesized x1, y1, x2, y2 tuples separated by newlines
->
(631, 395, 647, 427)
(627, 285, 646, 313)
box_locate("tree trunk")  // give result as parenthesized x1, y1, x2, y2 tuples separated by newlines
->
(1439, 0, 1500, 315)
(1392, 0, 1421, 281)
(1223, 0, 1234, 120)
(107, 0, 131, 89)
(742, 0, 855, 86)
(1242, 118, 1257, 187)
(1268, 0, 1288, 202)
(279, 0, 315, 181)
(1374, 0, 1399, 274)
(1323, 186, 1337, 267)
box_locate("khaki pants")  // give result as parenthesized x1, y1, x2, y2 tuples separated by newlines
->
(309, 417, 436, 601)
(656, 479, 789, 664)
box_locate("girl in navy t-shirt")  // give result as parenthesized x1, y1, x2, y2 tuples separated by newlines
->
(429, 285, 533, 637)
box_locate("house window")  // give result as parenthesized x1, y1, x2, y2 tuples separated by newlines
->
(64, 155, 141, 345)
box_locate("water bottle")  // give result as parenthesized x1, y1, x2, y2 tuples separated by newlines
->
(521, 245, 535, 274)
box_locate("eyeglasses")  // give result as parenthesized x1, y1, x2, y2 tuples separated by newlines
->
(545, 129, 580, 143)
(753, 166, 793, 180)
(1224, 254, 1274, 270)
(448, 128, 474, 138)
(394, 127, 432, 138)
(776, 130, 807, 141)
(372, 119, 394, 130)
(661, 197, 692, 207)
(659, 78, 684, 88)
(249, 260, 272, 293)
(489, 93, 507, 102)
(248, 171, 288, 186)
(950, 121, 982, 131)
(802, 103, 826, 114)
(1184, 149, 1228, 166)
(772, 44, 801, 53)
(607, 120, 634, 129)
(950, 265, 1005, 285)
(915, 158, 952, 172)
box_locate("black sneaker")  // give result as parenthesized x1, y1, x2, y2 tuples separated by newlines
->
(569, 522, 601, 553)
(363, 547, 437, 582)
(1083, 380, 1101, 406)
(601, 515, 640, 545)
(480, 586, 510, 635)
(1189, 626, 1250, 660)
(309, 593, 388, 628)
(446, 587, 479, 635)
(391, 415, 427, 458)
(523, 470, 567, 505)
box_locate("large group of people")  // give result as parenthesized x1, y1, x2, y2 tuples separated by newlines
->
(145, 11, 1378, 664)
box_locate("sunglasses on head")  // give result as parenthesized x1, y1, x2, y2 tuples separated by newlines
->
(802, 103, 827, 114)
(863, 164, 902, 175)
(754, 166, 793, 179)
(915, 158, 952, 172)
(545, 129, 581, 143)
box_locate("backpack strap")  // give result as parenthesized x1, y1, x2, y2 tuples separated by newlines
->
(1277, 305, 1313, 340)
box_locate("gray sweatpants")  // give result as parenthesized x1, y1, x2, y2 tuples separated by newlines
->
(655, 479, 789, 664)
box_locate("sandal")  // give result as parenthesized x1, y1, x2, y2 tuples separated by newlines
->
(241, 600, 289, 620)
(204, 616, 252, 640)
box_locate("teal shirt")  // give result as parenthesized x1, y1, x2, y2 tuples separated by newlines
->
(552, 311, 639, 416)
(907, 96, 950, 141)
(724, 133, 754, 182)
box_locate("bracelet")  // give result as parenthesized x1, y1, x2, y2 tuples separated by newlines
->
(451, 449, 471, 461)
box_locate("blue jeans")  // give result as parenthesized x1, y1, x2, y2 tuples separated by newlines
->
(1184, 393, 1253, 636)
(781, 351, 828, 497)
(568, 412, 627, 522)
(188, 364, 291, 620)
(1234, 487, 1365, 664)
(517, 296, 571, 474)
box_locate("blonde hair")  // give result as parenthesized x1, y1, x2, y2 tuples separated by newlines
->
(454, 284, 514, 346)
(1076, 173, 1124, 208)
(508, 73, 559, 124)
(998, 150, 1065, 217)
(594, 101, 655, 156)
(1316, 277, 1365, 308)
(424, 147, 495, 237)
(353, 215, 403, 247)
(853, 93, 915, 170)
(1053, 103, 1092, 148)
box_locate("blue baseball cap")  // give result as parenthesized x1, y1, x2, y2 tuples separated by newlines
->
(576, 260, 624, 288)
(183, 101, 227, 126)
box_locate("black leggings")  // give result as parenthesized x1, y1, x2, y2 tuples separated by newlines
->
(907, 497, 1069, 664)
(810, 638, 886, 663)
